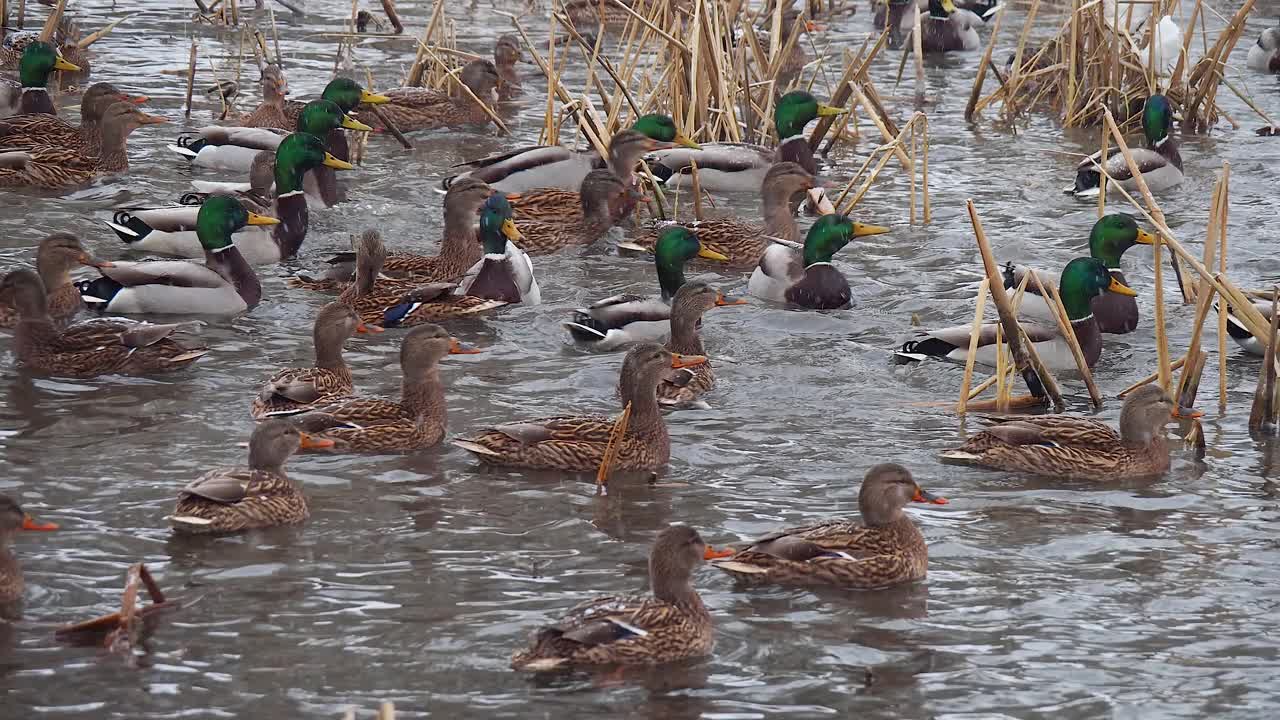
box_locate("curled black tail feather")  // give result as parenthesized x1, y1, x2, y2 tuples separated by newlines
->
(109, 211, 152, 243)
(76, 277, 122, 310)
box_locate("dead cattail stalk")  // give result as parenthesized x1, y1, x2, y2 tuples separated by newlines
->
(596, 401, 633, 491)
(184, 41, 199, 119)
(1249, 288, 1280, 431)
(38, 0, 64, 42)
(957, 277, 990, 415)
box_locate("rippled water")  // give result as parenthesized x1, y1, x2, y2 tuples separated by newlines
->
(2, 0, 1280, 717)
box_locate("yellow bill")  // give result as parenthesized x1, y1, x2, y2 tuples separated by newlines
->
(247, 212, 281, 226)
(340, 114, 373, 132)
(674, 132, 700, 149)
(854, 222, 891, 237)
(1135, 229, 1157, 245)
(697, 245, 729, 261)
(1108, 276, 1138, 297)
(816, 103, 846, 117)
(53, 56, 81, 72)
(360, 90, 391, 104)
(323, 153, 355, 170)
(501, 218, 522, 241)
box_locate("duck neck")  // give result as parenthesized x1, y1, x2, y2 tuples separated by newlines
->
(776, 135, 817, 176)
(650, 571, 700, 609)
(204, 245, 262, 310)
(620, 368, 664, 437)
(313, 333, 348, 373)
(94, 119, 131, 172)
(402, 365, 446, 427)
(78, 116, 102, 154)
(441, 204, 483, 275)
(248, 450, 287, 476)
(656, 263, 685, 302)
(762, 185, 800, 241)
(606, 145, 644, 186)
(668, 308, 706, 356)
(271, 190, 309, 260)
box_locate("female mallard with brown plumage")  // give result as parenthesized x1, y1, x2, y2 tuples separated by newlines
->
(748, 213, 891, 309)
(0, 40, 81, 118)
(939, 384, 1175, 481)
(0, 496, 57, 611)
(495, 34, 525, 101)
(0, 269, 208, 377)
(250, 302, 380, 419)
(712, 463, 947, 589)
(0, 81, 146, 154)
(290, 324, 479, 452)
(360, 60, 500, 133)
(167, 420, 333, 535)
(512, 525, 722, 671)
(657, 281, 745, 407)
(230, 64, 291, 129)
(0, 233, 111, 328)
(509, 170, 633, 255)
(452, 343, 707, 473)
(0, 102, 167, 188)
(630, 162, 819, 267)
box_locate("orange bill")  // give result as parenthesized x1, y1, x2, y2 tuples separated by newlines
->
(79, 252, 113, 269)
(128, 94, 150, 104)
(449, 338, 482, 355)
(703, 546, 735, 560)
(22, 515, 58, 531)
(298, 432, 336, 450)
(355, 321, 384, 334)
(715, 292, 747, 307)
(671, 353, 708, 369)
(911, 487, 948, 505)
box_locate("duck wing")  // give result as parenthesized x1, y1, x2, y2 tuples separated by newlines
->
(180, 468, 256, 504)
(98, 260, 229, 289)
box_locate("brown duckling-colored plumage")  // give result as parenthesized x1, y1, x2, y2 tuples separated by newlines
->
(495, 34, 524, 101)
(362, 60, 500, 132)
(0, 233, 111, 328)
(231, 64, 291, 129)
(250, 302, 378, 419)
(712, 463, 947, 589)
(0, 495, 57, 612)
(0, 102, 167, 188)
(657, 281, 745, 406)
(0, 82, 144, 155)
(168, 420, 332, 534)
(290, 324, 479, 452)
(511, 525, 717, 670)
(939, 384, 1175, 480)
(509, 169, 633, 254)
(452, 343, 707, 473)
(0, 269, 208, 377)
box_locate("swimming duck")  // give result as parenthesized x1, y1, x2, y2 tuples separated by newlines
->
(748, 213, 890, 309)
(509, 170, 633, 254)
(0, 81, 145, 155)
(229, 64, 292, 129)
(1004, 213, 1155, 335)
(0, 102, 167, 188)
(1, 269, 208, 377)
(0, 496, 57, 610)
(1219, 300, 1279, 357)
(712, 463, 947, 589)
(291, 324, 479, 452)
(0, 233, 111, 328)
(494, 34, 525, 101)
(875, 0, 997, 50)
(645, 91, 843, 192)
(79, 195, 277, 316)
(170, 98, 371, 173)
(940, 384, 1174, 480)
(251, 302, 378, 419)
(457, 194, 540, 304)
(283, 77, 390, 131)
(657, 281, 746, 407)
(107, 132, 354, 265)
(630, 162, 819, 266)
(452, 343, 707, 473)
(1068, 94, 1183, 197)
(1247, 21, 1280, 72)
(511, 524, 718, 670)
(443, 114, 697, 194)
(360, 60, 500, 133)
(0, 40, 81, 118)
(565, 227, 727, 350)
(897, 257, 1136, 371)
(339, 230, 506, 328)
(167, 420, 334, 535)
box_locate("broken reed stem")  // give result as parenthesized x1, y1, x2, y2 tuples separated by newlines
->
(965, 5, 1004, 122)
(1118, 355, 1188, 398)
(184, 41, 198, 119)
(38, 0, 63, 42)
(1218, 164, 1230, 413)
(596, 401, 633, 491)
(1249, 288, 1280, 431)
(1176, 278, 1217, 415)
(957, 277, 990, 415)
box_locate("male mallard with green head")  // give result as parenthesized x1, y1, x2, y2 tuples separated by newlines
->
(748, 213, 890, 309)
(1068, 94, 1183, 197)
(0, 40, 81, 117)
(458, 194, 540, 304)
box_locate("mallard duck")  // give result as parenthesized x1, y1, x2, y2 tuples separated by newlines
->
(495, 34, 525, 101)
(79, 195, 277, 315)
(631, 162, 819, 266)
(712, 463, 947, 589)
(511, 524, 719, 670)
(360, 60, 500, 133)
(657, 281, 745, 407)
(442, 114, 698, 193)
(1248, 21, 1280, 72)
(458, 194, 540, 304)
(1003, 214, 1155, 335)
(0, 40, 81, 118)
(566, 227, 727, 350)
(251, 302, 379, 419)
(291, 324, 479, 452)
(0, 495, 57, 610)
(749, 213, 891, 309)
(170, 98, 371, 173)
(0, 81, 145, 154)
(896, 257, 1136, 370)
(187, 148, 277, 215)
(229, 64, 291, 129)
(508, 170, 632, 254)
(940, 384, 1174, 480)
(1219, 300, 1279, 357)
(106, 132, 354, 265)
(339, 230, 506, 328)
(167, 420, 334, 534)
(452, 343, 707, 472)
(0, 102, 167, 188)
(646, 91, 842, 192)
(0, 233, 111, 328)
(1067, 94, 1183, 197)
(1, 269, 208, 377)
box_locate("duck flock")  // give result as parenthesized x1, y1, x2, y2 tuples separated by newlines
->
(0, 0, 1276, 685)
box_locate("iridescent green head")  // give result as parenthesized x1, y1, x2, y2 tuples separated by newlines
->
(274, 132, 354, 194)
(19, 41, 80, 88)
(195, 195, 279, 252)
(1089, 214, 1156, 268)
(296, 99, 372, 137)
(774, 91, 844, 139)
(479, 194, 521, 254)
(653, 227, 728, 299)
(801, 214, 890, 266)
(321, 77, 391, 113)
(631, 114, 700, 149)
(1141, 94, 1173, 147)
(1058, 256, 1137, 320)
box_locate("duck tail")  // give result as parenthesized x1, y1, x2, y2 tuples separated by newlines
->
(105, 210, 151, 243)
(76, 277, 122, 310)
(894, 338, 953, 363)
(1068, 167, 1101, 196)
(564, 316, 608, 343)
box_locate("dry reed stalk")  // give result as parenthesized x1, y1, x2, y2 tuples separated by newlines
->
(76, 14, 133, 49)
(184, 41, 199, 119)
(811, 34, 886, 150)
(1118, 355, 1187, 398)
(1175, 284, 1216, 416)
(965, 3, 1004, 122)
(405, 0, 445, 87)
(596, 401, 633, 491)
(38, 0, 63, 42)
(1249, 289, 1280, 431)
(957, 278, 991, 414)
(1218, 165, 1229, 412)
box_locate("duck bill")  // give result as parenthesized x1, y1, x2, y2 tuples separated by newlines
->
(940, 0, 958, 13)
(298, 432, 336, 450)
(674, 132, 700, 149)
(646, 139, 677, 152)
(714, 292, 747, 307)
(323, 153, 355, 170)
(805, 20, 825, 32)
(697, 245, 729, 261)
(355, 321, 384, 334)
(816, 103, 846, 117)
(670, 353, 708, 369)
(1108, 277, 1138, 297)
(504, 193, 522, 202)
(911, 488, 948, 505)
(703, 546, 735, 560)
(54, 57, 81, 72)
(448, 338, 482, 355)
(1173, 405, 1203, 419)
(854, 222, 891, 237)
(22, 515, 58, 531)
(1134, 229, 1158, 245)
(137, 112, 169, 125)
(79, 252, 114, 269)
(246, 212, 282, 226)
(127, 94, 150, 104)
(341, 114, 374, 132)
(360, 90, 391, 104)
(501, 218, 523, 241)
